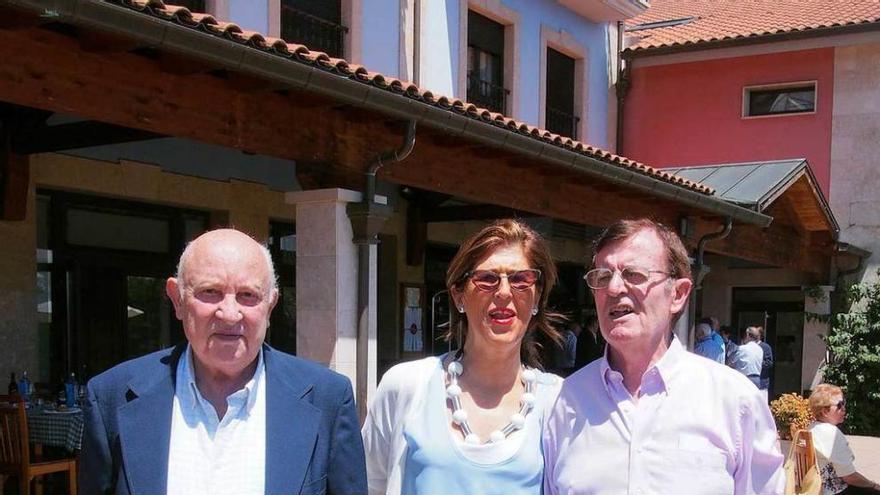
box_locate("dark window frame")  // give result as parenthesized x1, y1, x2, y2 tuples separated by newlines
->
(743, 82, 817, 118)
(545, 47, 579, 139)
(466, 10, 509, 113)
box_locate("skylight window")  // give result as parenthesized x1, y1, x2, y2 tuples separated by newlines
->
(626, 16, 697, 32)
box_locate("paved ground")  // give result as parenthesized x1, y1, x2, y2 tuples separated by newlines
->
(849, 435, 880, 481)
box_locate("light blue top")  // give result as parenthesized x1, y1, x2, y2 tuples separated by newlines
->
(401, 363, 554, 495)
(694, 334, 725, 364)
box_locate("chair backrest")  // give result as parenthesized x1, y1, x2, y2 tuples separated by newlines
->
(785, 429, 821, 495)
(0, 400, 29, 474)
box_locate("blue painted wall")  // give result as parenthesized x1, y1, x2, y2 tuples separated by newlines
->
(360, 0, 403, 76)
(505, 0, 611, 147)
(228, 0, 269, 34)
(359, 0, 612, 148)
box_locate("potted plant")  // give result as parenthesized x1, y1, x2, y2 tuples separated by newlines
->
(770, 393, 813, 441)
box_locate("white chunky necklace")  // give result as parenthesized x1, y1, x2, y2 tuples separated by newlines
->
(445, 358, 538, 445)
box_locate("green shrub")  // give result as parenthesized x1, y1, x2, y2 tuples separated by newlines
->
(821, 270, 880, 436)
(770, 393, 813, 440)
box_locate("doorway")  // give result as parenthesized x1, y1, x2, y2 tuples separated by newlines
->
(732, 287, 805, 398)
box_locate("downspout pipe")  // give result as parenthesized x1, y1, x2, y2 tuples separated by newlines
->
(350, 121, 416, 421)
(684, 217, 733, 350)
(365, 121, 417, 204)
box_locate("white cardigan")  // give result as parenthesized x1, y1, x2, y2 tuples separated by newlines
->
(362, 357, 441, 495)
(361, 356, 561, 495)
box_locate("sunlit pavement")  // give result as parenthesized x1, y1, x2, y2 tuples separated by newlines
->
(848, 435, 880, 480)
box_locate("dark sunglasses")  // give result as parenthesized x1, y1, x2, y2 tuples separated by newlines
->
(834, 398, 846, 411)
(465, 269, 541, 292)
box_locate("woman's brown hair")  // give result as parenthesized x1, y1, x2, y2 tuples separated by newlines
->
(444, 219, 561, 368)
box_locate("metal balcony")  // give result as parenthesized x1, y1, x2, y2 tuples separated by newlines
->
(466, 76, 510, 114)
(546, 107, 580, 139)
(281, 6, 348, 58)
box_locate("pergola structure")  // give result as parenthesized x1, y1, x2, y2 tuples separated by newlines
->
(0, 0, 844, 405)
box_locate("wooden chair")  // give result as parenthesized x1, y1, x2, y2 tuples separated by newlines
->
(784, 429, 821, 495)
(0, 401, 77, 495)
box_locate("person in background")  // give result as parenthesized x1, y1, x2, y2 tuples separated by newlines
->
(362, 219, 562, 495)
(809, 383, 880, 495)
(720, 325, 738, 368)
(543, 218, 784, 494)
(694, 322, 725, 363)
(732, 326, 764, 390)
(549, 309, 580, 377)
(700, 316, 726, 355)
(756, 326, 774, 400)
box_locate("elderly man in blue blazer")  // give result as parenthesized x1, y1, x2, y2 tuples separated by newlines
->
(80, 229, 367, 494)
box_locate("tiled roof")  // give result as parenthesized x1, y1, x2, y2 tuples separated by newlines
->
(81, 0, 713, 195)
(625, 0, 880, 52)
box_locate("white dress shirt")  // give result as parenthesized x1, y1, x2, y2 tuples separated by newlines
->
(166, 345, 266, 495)
(734, 341, 764, 377)
(543, 337, 785, 495)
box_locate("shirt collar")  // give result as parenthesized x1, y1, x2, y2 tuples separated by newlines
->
(177, 344, 265, 415)
(600, 334, 685, 396)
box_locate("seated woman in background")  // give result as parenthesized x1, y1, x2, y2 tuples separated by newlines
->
(809, 383, 880, 495)
(362, 219, 562, 495)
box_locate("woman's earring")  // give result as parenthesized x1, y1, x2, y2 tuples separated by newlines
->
(531, 307, 539, 316)
(457, 305, 465, 313)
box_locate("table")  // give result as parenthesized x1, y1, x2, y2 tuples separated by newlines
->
(26, 408, 84, 452)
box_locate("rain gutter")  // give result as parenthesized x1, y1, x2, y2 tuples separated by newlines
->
(6, 0, 772, 227)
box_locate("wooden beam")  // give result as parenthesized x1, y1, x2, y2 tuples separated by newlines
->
(694, 218, 830, 277)
(0, 26, 399, 169)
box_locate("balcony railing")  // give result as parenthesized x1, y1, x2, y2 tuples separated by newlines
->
(467, 75, 510, 114)
(280, 6, 348, 58)
(546, 107, 580, 139)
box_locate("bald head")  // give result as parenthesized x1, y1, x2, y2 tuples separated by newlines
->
(176, 229, 277, 298)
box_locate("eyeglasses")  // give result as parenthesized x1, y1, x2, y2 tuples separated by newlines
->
(834, 398, 846, 411)
(465, 269, 542, 292)
(584, 266, 673, 290)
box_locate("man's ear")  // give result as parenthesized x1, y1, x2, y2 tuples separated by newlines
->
(268, 288, 280, 313)
(669, 277, 693, 315)
(166, 277, 184, 320)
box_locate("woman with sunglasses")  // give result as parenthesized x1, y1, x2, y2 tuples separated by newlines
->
(362, 219, 562, 494)
(809, 383, 880, 494)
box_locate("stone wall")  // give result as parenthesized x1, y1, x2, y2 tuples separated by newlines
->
(831, 42, 880, 283)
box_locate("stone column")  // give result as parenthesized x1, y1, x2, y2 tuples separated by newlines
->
(285, 189, 362, 388)
(803, 285, 834, 392)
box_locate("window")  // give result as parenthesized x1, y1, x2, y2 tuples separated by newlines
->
(280, 0, 348, 58)
(744, 83, 816, 117)
(545, 48, 579, 139)
(467, 11, 508, 113)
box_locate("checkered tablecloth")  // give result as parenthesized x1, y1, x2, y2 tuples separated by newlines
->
(27, 408, 84, 451)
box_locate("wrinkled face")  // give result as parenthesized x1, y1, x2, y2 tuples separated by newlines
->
(592, 228, 691, 356)
(167, 232, 278, 380)
(823, 394, 847, 425)
(454, 244, 538, 355)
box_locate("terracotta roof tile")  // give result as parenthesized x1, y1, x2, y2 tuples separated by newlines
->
(92, 0, 714, 195)
(626, 0, 880, 52)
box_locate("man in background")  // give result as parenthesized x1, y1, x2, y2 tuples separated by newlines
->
(694, 322, 725, 363)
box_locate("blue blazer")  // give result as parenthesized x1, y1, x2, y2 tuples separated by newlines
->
(79, 344, 367, 494)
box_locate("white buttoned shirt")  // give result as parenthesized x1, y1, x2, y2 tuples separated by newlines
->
(166, 345, 266, 495)
(543, 337, 785, 495)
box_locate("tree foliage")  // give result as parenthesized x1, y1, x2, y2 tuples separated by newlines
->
(822, 271, 880, 435)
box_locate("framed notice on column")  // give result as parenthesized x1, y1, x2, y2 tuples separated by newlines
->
(400, 283, 425, 356)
